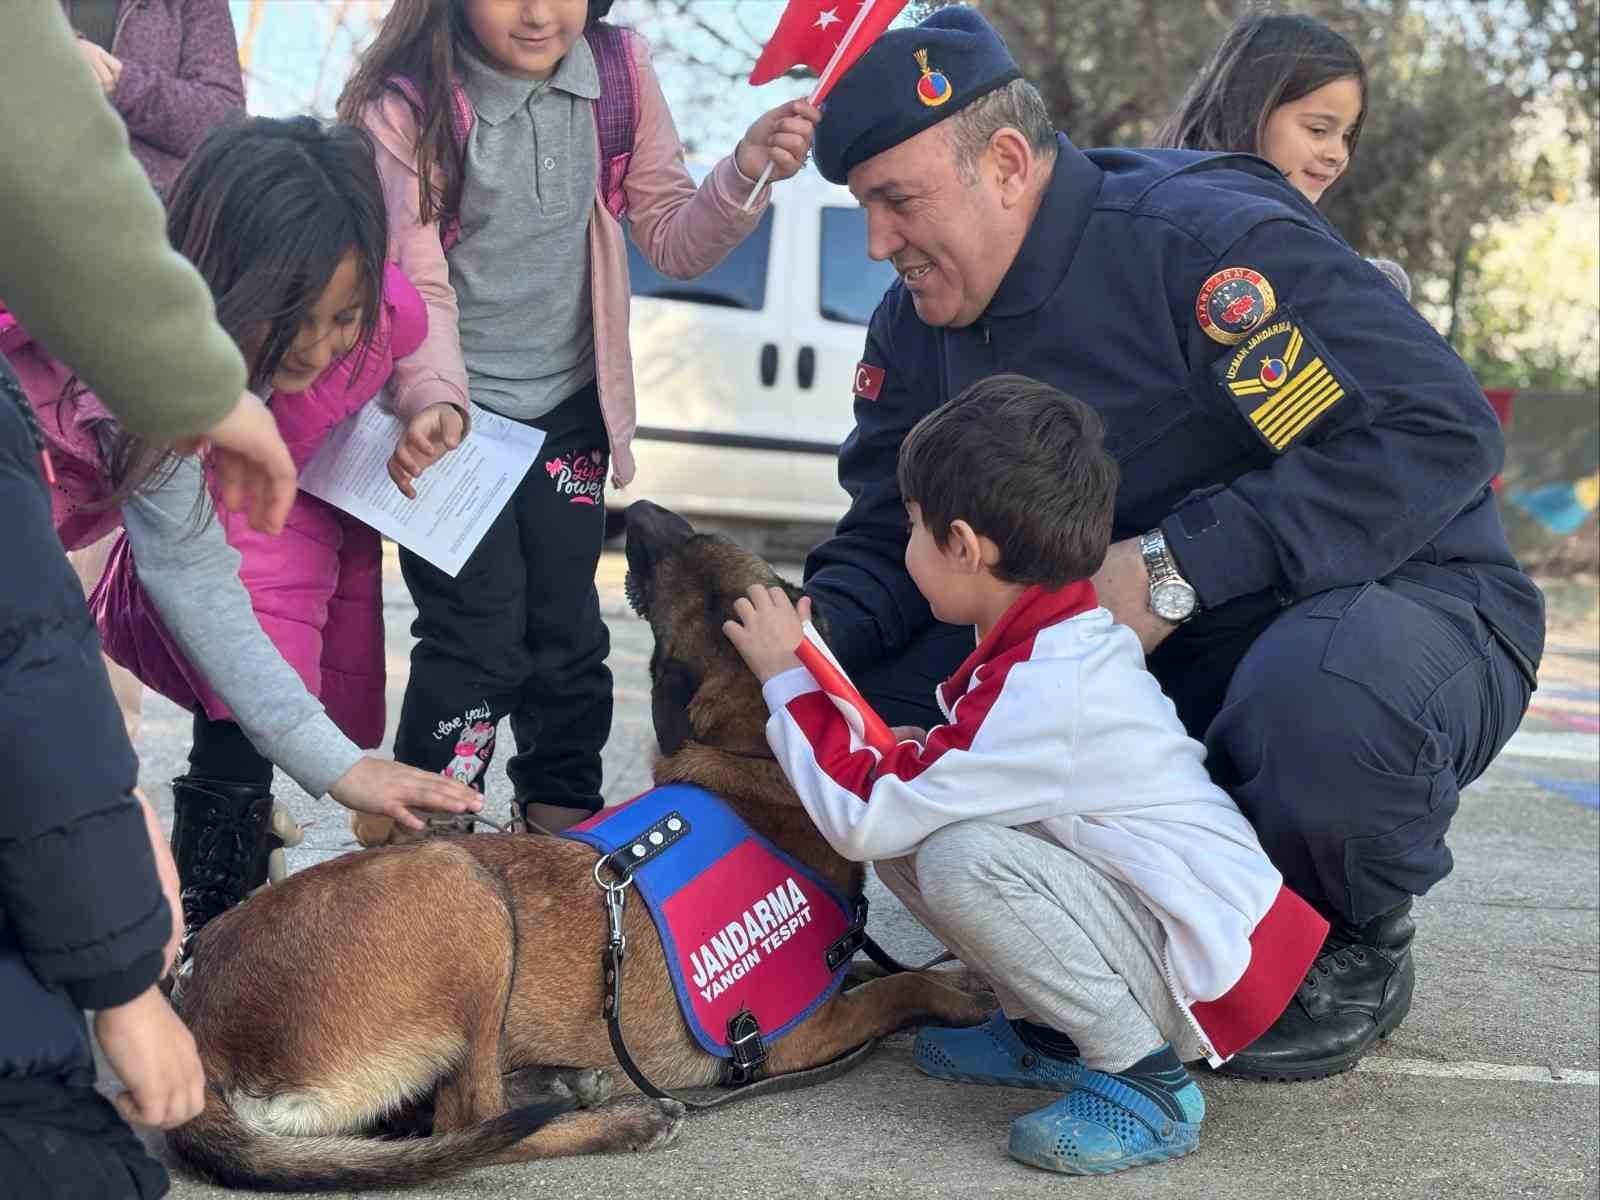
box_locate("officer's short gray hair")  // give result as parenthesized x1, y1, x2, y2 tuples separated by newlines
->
(942, 79, 1057, 182)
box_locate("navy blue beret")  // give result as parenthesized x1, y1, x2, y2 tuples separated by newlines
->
(813, 6, 1022, 185)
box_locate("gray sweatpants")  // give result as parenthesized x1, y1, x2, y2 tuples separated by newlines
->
(875, 821, 1206, 1072)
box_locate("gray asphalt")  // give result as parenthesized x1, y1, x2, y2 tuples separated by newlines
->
(117, 546, 1599, 1199)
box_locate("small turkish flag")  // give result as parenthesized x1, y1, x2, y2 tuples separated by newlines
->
(853, 361, 884, 400)
(749, 0, 909, 103)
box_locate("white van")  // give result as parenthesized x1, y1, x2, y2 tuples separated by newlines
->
(609, 167, 899, 530)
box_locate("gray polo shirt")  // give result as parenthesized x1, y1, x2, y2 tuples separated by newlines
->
(450, 42, 599, 420)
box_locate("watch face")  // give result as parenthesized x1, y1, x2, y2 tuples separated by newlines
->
(1152, 581, 1197, 622)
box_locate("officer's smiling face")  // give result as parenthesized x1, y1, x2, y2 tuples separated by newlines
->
(848, 124, 1025, 329)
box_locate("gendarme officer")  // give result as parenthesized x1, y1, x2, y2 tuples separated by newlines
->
(802, 6, 1544, 1080)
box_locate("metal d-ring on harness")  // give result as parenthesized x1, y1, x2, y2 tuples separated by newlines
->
(592, 822, 878, 1112)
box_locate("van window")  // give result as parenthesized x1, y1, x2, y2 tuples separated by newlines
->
(819, 207, 898, 326)
(626, 208, 774, 310)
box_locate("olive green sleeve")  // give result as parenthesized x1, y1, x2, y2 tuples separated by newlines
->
(0, 0, 245, 440)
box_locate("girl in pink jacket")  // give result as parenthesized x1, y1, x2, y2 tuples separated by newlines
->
(9, 117, 481, 957)
(337, 0, 817, 836)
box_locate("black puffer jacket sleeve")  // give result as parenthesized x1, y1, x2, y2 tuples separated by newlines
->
(0, 360, 167, 1013)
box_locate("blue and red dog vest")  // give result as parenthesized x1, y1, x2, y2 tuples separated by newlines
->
(564, 784, 860, 1058)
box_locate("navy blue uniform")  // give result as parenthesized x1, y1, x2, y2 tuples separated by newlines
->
(804, 137, 1543, 924)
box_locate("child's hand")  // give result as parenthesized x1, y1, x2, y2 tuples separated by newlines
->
(389, 403, 465, 498)
(94, 987, 205, 1130)
(330, 756, 484, 832)
(890, 725, 928, 746)
(723, 585, 811, 684)
(735, 100, 821, 185)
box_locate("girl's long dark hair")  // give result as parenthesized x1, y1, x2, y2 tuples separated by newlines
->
(1155, 13, 1367, 159)
(89, 116, 389, 501)
(336, 0, 615, 231)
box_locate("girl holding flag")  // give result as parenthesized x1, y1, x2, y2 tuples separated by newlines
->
(337, 0, 820, 836)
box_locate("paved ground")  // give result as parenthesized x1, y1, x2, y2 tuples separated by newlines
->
(119, 546, 1599, 1199)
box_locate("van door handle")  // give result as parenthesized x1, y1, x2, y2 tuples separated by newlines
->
(760, 343, 778, 387)
(797, 346, 816, 389)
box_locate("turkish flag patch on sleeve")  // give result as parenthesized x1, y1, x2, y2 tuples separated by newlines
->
(853, 362, 885, 400)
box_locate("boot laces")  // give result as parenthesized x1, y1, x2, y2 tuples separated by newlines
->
(1298, 922, 1374, 991)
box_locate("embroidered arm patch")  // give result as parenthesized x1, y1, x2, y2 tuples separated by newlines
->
(1215, 309, 1354, 453)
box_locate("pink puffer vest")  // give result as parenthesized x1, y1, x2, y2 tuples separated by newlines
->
(0, 311, 122, 552)
(91, 263, 426, 748)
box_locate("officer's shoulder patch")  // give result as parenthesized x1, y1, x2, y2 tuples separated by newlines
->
(1196, 266, 1277, 345)
(1214, 309, 1351, 453)
(854, 361, 885, 400)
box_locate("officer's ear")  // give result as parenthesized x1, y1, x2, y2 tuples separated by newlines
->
(988, 127, 1036, 209)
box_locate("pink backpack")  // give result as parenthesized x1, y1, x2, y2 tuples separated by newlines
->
(388, 21, 640, 251)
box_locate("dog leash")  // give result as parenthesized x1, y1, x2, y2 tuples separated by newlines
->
(594, 857, 878, 1112)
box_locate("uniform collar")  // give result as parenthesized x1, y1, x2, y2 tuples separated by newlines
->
(938, 581, 1098, 710)
(983, 134, 1103, 321)
(459, 35, 599, 126)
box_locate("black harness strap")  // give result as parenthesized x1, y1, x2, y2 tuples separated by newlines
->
(600, 898, 875, 1111)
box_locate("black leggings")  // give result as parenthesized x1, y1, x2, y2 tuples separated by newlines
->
(188, 713, 272, 789)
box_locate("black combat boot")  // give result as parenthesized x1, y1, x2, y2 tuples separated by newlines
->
(169, 776, 278, 960)
(1217, 898, 1415, 1081)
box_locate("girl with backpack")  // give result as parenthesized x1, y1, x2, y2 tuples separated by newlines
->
(8, 116, 483, 956)
(337, 0, 817, 836)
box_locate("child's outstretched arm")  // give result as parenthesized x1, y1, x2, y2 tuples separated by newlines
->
(623, 37, 819, 280)
(725, 586, 1074, 862)
(119, 456, 481, 829)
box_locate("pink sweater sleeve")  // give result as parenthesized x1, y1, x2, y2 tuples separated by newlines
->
(621, 36, 770, 281)
(359, 94, 470, 427)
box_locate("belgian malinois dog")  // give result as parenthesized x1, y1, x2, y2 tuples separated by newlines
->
(165, 500, 990, 1192)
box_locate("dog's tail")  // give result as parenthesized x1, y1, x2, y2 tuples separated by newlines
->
(168, 1091, 574, 1193)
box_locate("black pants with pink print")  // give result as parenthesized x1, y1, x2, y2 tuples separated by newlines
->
(393, 383, 611, 819)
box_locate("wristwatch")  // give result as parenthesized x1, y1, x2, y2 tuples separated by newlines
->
(1139, 529, 1198, 624)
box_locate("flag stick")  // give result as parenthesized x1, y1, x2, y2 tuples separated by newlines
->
(740, 0, 888, 213)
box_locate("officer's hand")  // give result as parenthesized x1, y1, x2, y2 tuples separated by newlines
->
(1092, 537, 1178, 656)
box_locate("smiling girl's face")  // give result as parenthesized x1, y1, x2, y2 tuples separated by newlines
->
(269, 251, 366, 395)
(463, 0, 588, 81)
(1258, 75, 1364, 203)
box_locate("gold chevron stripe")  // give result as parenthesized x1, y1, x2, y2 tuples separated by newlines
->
(1271, 383, 1344, 447)
(1249, 359, 1327, 425)
(1231, 379, 1268, 395)
(1261, 374, 1342, 443)
(1284, 328, 1303, 371)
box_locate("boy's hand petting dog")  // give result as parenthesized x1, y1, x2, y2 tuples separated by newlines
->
(389, 402, 465, 498)
(95, 987, 205, 1130)
(331, 756, 483, 832)
(723, 585, 811, 684)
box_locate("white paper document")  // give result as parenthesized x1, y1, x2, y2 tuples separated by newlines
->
(300, 400, 546, 577)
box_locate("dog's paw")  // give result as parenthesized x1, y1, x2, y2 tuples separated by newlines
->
(571, 1068, 613, 1109)
(610, 1098, 685, 1153)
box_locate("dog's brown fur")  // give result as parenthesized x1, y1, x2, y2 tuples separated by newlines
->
(166, 501, 990, 1192)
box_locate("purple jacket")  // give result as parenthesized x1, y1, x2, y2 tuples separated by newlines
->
(64, 0, 244, 195)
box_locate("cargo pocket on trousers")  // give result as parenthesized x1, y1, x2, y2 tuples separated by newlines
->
(1342, 767, 1458, 922)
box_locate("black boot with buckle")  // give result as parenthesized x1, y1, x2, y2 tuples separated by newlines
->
(170, 776, 278, 962)
(1217, 898, 1416, 1081)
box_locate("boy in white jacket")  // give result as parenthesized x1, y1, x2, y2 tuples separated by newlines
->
(725, 374, 1327, 1177)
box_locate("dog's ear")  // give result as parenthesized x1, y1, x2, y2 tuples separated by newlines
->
(651, 655, 702, 757)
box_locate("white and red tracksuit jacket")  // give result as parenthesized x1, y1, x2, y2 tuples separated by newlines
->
(762, 582, 1328, 1063)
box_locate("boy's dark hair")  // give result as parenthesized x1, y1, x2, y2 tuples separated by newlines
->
(1155, 13, 1367, 161)
(897, 375, 1118, 588)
